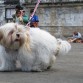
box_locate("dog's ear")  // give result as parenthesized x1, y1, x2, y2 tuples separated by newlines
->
(15, 23, 18, 30)
(25, 30, 30, 37)
(25, 26, 30, 31)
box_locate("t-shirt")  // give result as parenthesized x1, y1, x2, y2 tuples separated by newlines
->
(73, 32, 82, 38)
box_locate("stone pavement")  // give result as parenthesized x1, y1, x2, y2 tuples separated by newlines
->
(0, 43, 83, 83)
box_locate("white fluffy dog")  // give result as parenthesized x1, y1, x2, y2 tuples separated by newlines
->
(0, 23, 71, 72)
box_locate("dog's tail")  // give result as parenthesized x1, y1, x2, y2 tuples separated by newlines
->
(55, 38, 71, 56)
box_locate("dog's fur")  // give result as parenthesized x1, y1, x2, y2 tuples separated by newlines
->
(0, 23, 71, 71)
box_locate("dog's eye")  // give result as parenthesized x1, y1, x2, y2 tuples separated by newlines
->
(8, 30, 14, 35)
(0, 31, 3, 41)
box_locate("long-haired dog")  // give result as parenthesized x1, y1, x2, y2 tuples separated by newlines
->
(0, 23, 71, 72)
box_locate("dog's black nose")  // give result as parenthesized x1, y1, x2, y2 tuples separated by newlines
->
(16, 34, 20, 37)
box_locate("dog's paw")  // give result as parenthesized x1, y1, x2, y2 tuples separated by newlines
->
(31, 66, 43, 72)
(21, 67, 31, 72)
(0, 66, 16, 72)
(21, 66, 43, 72)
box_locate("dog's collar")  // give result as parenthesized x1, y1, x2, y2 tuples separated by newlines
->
(55, 43, 61, 56)
(5, 47, 18, 53)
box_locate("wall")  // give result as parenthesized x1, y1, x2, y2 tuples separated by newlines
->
(0, 2, 5, 26)
(24, 2, 83, 37)
(0, 0, 83, 37)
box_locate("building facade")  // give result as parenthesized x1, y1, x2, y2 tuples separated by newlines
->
(0, 0, 83, 37)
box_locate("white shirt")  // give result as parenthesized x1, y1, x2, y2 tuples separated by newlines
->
(73, 32, 82, 38)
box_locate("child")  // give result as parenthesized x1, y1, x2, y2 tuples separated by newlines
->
(68, 31, 82, 43)
(30, 9, 39, 27)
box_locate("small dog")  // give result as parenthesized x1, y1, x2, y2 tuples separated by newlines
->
(0, 23, 71, 72)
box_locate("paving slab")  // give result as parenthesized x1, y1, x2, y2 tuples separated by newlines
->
(0, 43, 83, 83)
